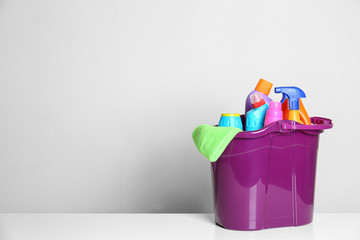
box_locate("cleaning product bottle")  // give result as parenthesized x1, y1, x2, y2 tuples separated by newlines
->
(264, 101, 283, 126)
(218, 113, 243, 130)
(274, 86, 307, 124)
(245, 78, 273, 113)
(245, 92, 269, 131)
(282, 98, 311, 125)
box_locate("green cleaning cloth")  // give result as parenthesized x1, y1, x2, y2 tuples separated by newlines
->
(192, 124, 242, 162)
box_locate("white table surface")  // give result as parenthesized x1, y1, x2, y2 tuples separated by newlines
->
(0, 213, 359, 240)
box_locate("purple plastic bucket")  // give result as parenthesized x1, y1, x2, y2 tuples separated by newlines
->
(211, 117, 333, 231)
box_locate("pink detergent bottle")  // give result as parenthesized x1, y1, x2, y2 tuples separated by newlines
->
(264, 101, 283, 126)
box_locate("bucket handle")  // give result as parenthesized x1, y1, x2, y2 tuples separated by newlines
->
(281, 117, 333, 131)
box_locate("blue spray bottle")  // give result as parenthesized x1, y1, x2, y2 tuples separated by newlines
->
(245, 92, 269, 131)
(274, 86, 306, 124)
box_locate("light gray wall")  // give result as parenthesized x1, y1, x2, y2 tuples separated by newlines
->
(0, 0, 359, 213)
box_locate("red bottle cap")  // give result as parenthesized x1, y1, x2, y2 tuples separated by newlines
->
(252, 99, 265, 108)
(250, 92, 266, 108)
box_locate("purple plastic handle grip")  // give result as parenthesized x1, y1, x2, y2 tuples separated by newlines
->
(281, 117, 333, 130)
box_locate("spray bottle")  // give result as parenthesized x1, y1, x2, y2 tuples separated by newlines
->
(245, 92, 269, 131)
(245, 78, 273, 113)
(274, 87, 306, 124)
(282, 98, 311, 125)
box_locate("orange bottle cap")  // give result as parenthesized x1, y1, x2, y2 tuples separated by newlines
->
(255, 78, 273, 96)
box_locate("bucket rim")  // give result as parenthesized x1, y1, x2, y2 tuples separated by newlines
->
(234, 116, 333, 139)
